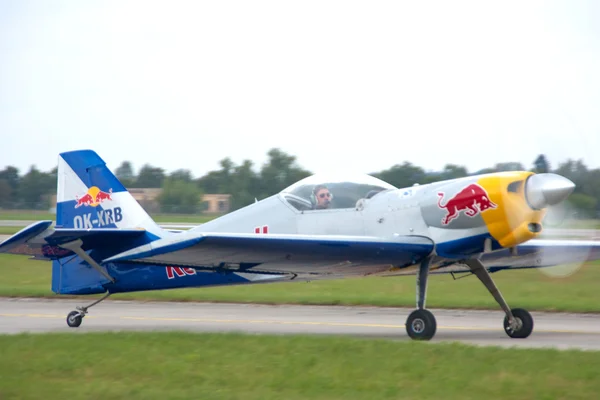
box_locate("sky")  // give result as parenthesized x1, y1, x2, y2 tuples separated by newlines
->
(1, 0, 599, 178)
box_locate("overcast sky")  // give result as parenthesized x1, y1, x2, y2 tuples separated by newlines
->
(1, 0, 599, 178)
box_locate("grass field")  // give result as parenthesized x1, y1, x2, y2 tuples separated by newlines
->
(0, 227, 20, 235)
(1, 254, 599, 312)
(0, 332, 598, 399)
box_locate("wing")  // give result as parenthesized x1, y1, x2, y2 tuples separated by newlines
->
(103, 231, 435, 275)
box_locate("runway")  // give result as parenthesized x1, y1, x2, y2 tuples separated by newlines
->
(1, 298, 599, 351)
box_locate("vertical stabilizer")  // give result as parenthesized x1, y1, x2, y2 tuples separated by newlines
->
(55, 150, 164, 237)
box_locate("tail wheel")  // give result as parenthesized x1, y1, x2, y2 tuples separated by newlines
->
(66, 311, 83, 328)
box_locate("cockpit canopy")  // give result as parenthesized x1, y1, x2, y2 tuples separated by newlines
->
(280, 173, 397, 211)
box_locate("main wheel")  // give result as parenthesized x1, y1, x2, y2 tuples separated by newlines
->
(66, 311, 83, 328)
(406, 309, 437, 340)
(503, 308, 533, 339)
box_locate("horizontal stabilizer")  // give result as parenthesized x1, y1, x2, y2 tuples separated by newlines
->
(0, 220, 54, 255)
(45, 228, 148, 244)
(0, 221, 154, 260)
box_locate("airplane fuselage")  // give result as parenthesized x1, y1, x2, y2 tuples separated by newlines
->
(190, 170, 545, 261)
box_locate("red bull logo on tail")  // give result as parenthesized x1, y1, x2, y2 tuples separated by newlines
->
(75, 186, 113, 208)
(437, 183, 497, 225)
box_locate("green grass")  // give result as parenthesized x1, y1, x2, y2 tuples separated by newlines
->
(0, 332, 598, 399)
(1, 254, 599, 312)
(0, 210, 55, 220)
(0, 210, 217, 223)
(568, 219, 600, 229)
(0, 227, 20, 235)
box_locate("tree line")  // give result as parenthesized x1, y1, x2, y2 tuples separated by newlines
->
(0, 151, 598, 217)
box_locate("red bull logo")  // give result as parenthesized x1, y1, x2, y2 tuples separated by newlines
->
(75, 186, 113, 208)
(437, 183, 497, 225)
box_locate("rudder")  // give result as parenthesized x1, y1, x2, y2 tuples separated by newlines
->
(56, 150, 164, 237)
(51, 257, 110, 295)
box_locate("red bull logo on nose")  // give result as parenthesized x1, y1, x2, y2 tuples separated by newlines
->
(75, 186, 113, 208)
(437, 183, 497, 225)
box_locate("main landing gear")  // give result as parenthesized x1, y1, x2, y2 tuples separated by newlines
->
(405, 257, 437, 340)
(405, 257, 534, 341)
(66, 292, 111, 328)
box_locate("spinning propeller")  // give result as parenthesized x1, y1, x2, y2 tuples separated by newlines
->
(537, 195, 597, 278)
(519, 173, 595, 278)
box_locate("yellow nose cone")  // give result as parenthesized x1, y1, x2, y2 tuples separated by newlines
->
(477, 172, 546, 248)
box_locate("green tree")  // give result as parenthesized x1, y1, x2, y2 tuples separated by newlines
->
(0, 179, 12, 207)
(18, 166, 55, 209)
(533, 154, 550, 173)
(567, 193, 597, 219)
(441, 164, 468, 180)
(584, 169, 600, 214)
(169, 169, 193, 183)
(197, 170, 224, 194)
(157, 178, 202, 214)
(553, 159, 588, 195)
(230, 160, 260, 210)
(258, 149, 311, 198)
(134, 164, 165, 188)
(115, 161, 135, 187)
(0, 166, 20, 203)
(197, 158, 236, 194)
(371, 162, 427, 188)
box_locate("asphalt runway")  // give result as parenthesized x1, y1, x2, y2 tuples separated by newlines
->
(1, 298, 599, 351)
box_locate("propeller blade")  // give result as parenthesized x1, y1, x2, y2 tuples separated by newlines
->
(537, 199, 598, 278)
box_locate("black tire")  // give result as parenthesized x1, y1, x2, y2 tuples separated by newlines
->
(66, 311, 83, 328)
(406, 309, 437, 340)
(503, 308, 533, 339)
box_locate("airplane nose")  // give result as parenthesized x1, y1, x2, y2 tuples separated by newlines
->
(525, 173, 576, 209)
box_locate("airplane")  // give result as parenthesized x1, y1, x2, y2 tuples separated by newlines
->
(1, 149, 599, 341)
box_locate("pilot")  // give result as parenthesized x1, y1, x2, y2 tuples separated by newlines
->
(312, 184, 332, 209)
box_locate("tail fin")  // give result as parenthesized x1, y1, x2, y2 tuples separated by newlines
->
(56, 150, 164, 237)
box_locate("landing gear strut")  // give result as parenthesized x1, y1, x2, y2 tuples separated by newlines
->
(66, 292, 111, 328)
(464, 258, 534, 339)
(405, 257, 534, 341)
(405, 257, 437, 340)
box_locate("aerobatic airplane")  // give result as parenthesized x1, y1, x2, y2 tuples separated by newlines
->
(1, 149, 599, 341)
